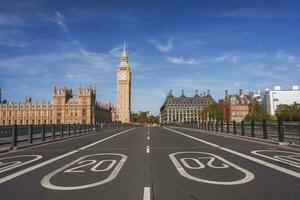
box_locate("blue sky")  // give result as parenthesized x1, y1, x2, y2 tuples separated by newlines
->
(1, 0, 300, 115)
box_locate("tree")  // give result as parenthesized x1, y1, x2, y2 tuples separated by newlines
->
(245, 101, 268, 121)
(199, 103, 224, 121)
(276, 103, 300, 121)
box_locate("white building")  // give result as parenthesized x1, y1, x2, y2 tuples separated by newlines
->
(261, 85, 300, 115)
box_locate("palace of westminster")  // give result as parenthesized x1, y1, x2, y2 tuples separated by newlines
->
(0, 44, 132, 126)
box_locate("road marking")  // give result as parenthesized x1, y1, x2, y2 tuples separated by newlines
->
(0, 155, 42, 173)
(169, 151, 254, 185)
(147, 136, 150, 140)
(79, 128, 135, 150)
(252, 150, 300, 168)
(146, 146, 150, 154)
(165, 127, 300, 179)
(41, 153, 127, 190)
(0, 128, 134, 184)
(164, 127, 220, 148)
(143, 187, 151, 200)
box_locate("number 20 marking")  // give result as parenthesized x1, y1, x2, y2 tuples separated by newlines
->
(64, 159, 117, 173)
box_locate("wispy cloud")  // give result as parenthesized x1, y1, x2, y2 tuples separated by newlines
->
(109, 45, 123, 58)
(214, 54, 239, 63)
(276, 51, 295, 63)
(0, 13, 24, 26)
(217, 9, 300, 19)
(149, 39, 173, 52)
(167, 56, 200, 65)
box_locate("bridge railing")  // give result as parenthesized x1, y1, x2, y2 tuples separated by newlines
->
(0, 122, 132, 150)
(166, 120, 300, 145)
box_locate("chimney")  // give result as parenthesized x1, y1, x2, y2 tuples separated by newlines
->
(239, 89, 244, 97)
(203, 91, 206, 96)
(225, 90, 228, 98)
(207, 89, 210, 95)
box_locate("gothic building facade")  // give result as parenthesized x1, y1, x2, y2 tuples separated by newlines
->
(116, 44, 131, 123)
(160, 90, 215, 123)
(0, 85, 113, 125)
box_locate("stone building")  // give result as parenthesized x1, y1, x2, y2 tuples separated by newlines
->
(116, 43, 131, 123)
(0, 85, 114, 125)
(160, 90, 215, 123)
(221, 89, 251, 122)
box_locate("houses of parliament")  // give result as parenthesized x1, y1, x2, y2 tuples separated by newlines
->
(0, 44, 132, 125)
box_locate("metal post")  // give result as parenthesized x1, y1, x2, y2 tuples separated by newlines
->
(262, 119, 268, 139)
(11, 124, 17, 148)
(208, 121, 210, 131)
(233, 121, 237, 135)
(251, 120, 255, 137)
(41, 124, 45, 141)
(211, 121, 214, 131)
(79, 124, 81, 135)
(221, 121, 224, 132)
(226, 121, 230, 133)
(68, 123, 71, 136)
(52, 124, 55, 139)
(60, 124, 64, 138)
(28, 124, 33, 144)
(241, 120, 245, 136)
(277, 119, 284, 142)
(73, 123, 76, 135)
(298, 120, 300, 145)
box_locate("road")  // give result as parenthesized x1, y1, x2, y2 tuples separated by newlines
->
(0, 126, 300, 200)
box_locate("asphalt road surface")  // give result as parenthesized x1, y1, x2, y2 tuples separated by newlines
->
(0, 126, 300, 200)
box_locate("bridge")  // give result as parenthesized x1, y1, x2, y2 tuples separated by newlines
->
(0, 125, 300, 200)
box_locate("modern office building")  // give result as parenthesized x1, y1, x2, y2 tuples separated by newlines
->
(0, 85, 114, 125)
(261, 85, 300, 115)
(160, 90, 215, 123)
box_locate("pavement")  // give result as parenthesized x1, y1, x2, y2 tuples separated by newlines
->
(0, 126, 299, 200)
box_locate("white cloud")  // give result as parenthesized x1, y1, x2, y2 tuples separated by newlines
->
(214, 54, 239, 63)
(109, 45, 123, 58)
(149, 39, 173, 52)
(276, 51, 295, 63)
(167, 56, 200, 65)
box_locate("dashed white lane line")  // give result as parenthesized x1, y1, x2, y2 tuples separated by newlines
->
(164, 127, 300, 179)
(146, 146, 150, 154)
(147, 136, 150, 140)
(0, 128, 135, 184)
(143, 187, 151, 200)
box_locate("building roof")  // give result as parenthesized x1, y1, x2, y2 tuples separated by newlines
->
(160, 90, 215, 110)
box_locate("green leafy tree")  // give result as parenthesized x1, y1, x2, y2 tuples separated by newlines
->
(276, 103, 300, 121)
(245, 101, 267, 121)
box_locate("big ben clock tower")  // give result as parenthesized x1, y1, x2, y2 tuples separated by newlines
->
(116, 43, 131, 123)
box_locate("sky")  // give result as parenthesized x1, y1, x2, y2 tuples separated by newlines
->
(0, 0, 300, 115)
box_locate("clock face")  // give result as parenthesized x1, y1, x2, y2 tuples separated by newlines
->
(120, 72, 127, 80)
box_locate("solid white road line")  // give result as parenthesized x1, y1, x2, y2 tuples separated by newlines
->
(79, 128, 134, 150)
(164, 127, 300, 179)
(143, 187, 151, 200)
(0, 128, 135, 184)
(164, 127, 220, 148)
(146, 146, 150, 154)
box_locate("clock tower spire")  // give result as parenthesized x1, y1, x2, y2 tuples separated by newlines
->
(116, 42, 131, 123)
